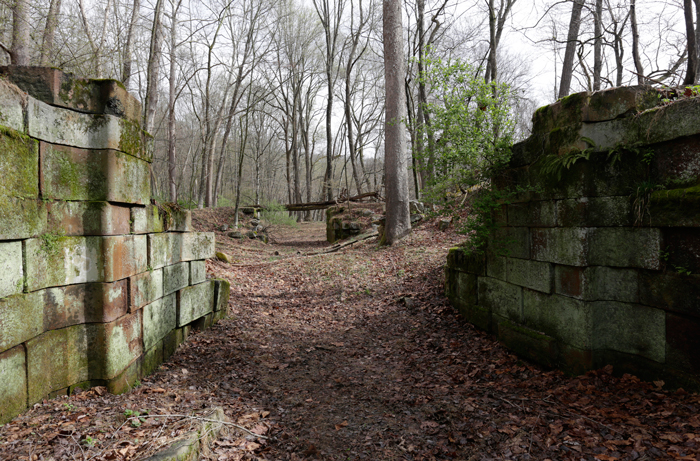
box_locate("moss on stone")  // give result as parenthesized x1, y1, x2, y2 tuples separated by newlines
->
(0, 126, 39, 200)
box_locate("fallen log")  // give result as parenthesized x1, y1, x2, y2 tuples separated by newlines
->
(241, 191, 380, 213)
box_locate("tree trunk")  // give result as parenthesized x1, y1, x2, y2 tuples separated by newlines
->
(383, 0, 411, 245)
(12, 0, 30, 66)
(485, 0, 497, 83)
(40, 0, 62, 66)
(558, 0, 585, 98)
(683, 0, 698, 85)
(593, 0, 602, 90)
(144, 0, 164, 134)
(630, 0, 644, 84)
(122, 0, 140, 86)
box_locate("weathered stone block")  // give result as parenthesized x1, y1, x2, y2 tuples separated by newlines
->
(214, 279, 230, 312)
(0, 197, 46, 240)
(554, 265, 639, 303)
(636, 97, 700, 147)
(649, 186, 700, 227)
(130, 206, 148, 234)
(523, 289, 592, 350)
(0, 127, 38, 199)
(556, 196, 633, 227)
(507, 257, 552, 293)
(446, 248, 485, 275)
(164, 262, 189, 296)
(489, 227, 530, 259)
(146, 205, 165, 233)
(486, 250, 507, 281)
(531, 92, 587, 135)
(663, 228, 700, 274)
(143, 293, 176, 351)
(652, 137, 700, 187)
(0, 241, 23, 299)
(494, 316, 558, 368)
(103, 235, 147, 282)
(177, 281, 215, 327)
(665, 313, 700, 374)
(25, 236, 103, 290)
(190, 260, 206, 285)
(588, 228, 661, 269)
(0, 78, 27, 133)
(26, 325, 89, 404)
(0, 66, 141, 124)
(87, 311, 143, 380)
(148, 233, 185, 269)
(582, 85, 658, 122)
(128, 269, 163, 312)
(169, 209, 192, 232)
(639, 271, 700, 318)
(142, 341, 164, 377)
(592, 301, 665, 363)
(40, 142, 150, 204)
(0, 345, 27, 424)
(106, 356, 142, 395)
(43, 280, 128, 330)
(0, 291, 44, 353)
(47, 201, 131, 236)
(531, 227, 589, 266)
(27, 98, 149, 159)
(163, 329, 179, 360)
(478, 277, 522, 322)
(507, 201, 556, 227)
(182, 232, 215, 261)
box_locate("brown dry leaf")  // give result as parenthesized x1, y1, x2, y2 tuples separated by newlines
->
(334, 421, 349, 431)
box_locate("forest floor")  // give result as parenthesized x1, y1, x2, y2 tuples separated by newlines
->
(1, 208, 700, 460)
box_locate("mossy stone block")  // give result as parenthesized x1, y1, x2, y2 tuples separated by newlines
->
(142, 342, 164, 377)
(148, 233, 170, 270)
(582, 85, 658, 122)
(42, 280, 128, 331)
(494, 316, 558, 368)
(27, 98, 150, 159)
(0, 291, 44, 353)
(556, 196, 633, 227)
(554, 265, 639, 303)
(128, 268, 164, 312)
(0, 241, 23, 299)
(0, 78, 27, 133)
(182, 232, 215, 261)
(47, 201, 131, 236)
(486, 250, 507, 281)
(105, 356, 142, 395)
(143, 293, 176, 351)
(649, 186, 700, 227)
(662, 228, 700, 274)
(0, 197, 47, 240)
(163, 262, 189, 296)
(445, 247, 485, 275)
(26, 325, 89, 404)
(592, 301, 665, 363)
(0, 127, 38, 199)
(190, 260, 206, 285)
(214, 278, 230, 312)
(87, 311, 143, 380)
(163, 330, 178, 360)
(445, 268, 478, 309)
(531, 227, 589, 266)
(639, 271, 700, 318)
(478, 277, 522, 323)
(489, 227, 530, 259)
(146, 205, 165, 233)
(130, 206, 148, 234)
(177, 281, 215, 327)
(507, 200, 556, 227)
(103, 235, 147, 282)
(588, 227, 661, 269)
(637, 98, 700, 146)
(0, 66, 141, 123)
(507, 257, 552, 293)
(523, 289, 593, 350)
(40, 142, 150, 204)
(24, 236, 104, 291)
(0, 345, 27, 424)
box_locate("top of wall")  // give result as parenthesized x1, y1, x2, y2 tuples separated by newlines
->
(0, 67, 141, 125)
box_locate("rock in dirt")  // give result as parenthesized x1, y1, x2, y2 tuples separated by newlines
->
(216, 251, 232, 263)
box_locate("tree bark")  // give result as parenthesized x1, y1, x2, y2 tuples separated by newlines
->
(167, 0, 181, 202)
(683, 0, 698, 85)
(382, 0, 411, 245)
(558, 0, 585, 98)
(40, 0, 62, 66)
(12, 0, 30, 66)
(630, 0, 644, 84)
(144, 0, 164, 134)
(122, 0, 141, 86)
(593, 0, 602, 90)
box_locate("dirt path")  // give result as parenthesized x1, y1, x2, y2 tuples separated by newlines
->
(1, 217, 699, 460)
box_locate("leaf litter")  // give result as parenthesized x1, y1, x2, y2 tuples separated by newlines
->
(1, 209, 698, 460)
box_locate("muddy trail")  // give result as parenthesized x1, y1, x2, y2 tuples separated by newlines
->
(1, 212, 699, 461)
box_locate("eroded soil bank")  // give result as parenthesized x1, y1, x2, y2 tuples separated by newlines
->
(1, 213, 699, 460)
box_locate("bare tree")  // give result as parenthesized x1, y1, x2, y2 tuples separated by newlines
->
(383, 0, 411, 244)
(10, 0, 30, 65)
(559, 0, 585, 98)
(40, 0, 62, 66)
(122, 0, 141, 86)
(683, 0, 697, 84)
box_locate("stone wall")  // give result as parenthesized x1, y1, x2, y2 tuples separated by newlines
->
(0, 68, 229, 424)
(446, 86, 700, 390)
